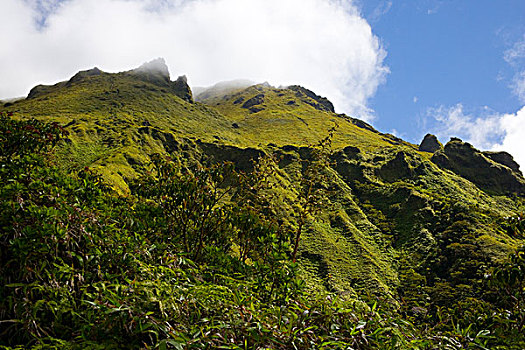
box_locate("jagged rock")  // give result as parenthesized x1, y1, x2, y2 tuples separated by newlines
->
(172, 75, 193, 103)
(288, 85, 335, 112)
(419, 134, 443, 153)
(130, 58, 171, 88)
(134, 58, 170, 80)
(129, 59, 194, 102)
(483, 151, 522, 175)
(431, 139, 525, 195)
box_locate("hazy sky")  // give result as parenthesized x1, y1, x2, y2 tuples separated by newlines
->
(1, 0, 524, 167)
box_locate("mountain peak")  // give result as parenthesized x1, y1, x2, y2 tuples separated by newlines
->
(418, 134, 443, 153)
(134, 58, 170, 79)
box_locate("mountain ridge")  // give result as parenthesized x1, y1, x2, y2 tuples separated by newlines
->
(2, 60, 524, 294)
(1, 59, 524, 348)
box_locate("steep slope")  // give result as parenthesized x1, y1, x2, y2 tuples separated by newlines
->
(2, 60, 524, 303)
(197, 82, 409, 151)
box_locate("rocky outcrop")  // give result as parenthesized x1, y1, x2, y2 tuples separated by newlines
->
(241, 94, 265, 109)
(419, 134, 443, 153)
(288, 85, 335, 113)
(431, 138, 525, 195)
(131, 58, 193, 103)
(483, 151, 522, 175)
(132, 58, 171, 84)
(172, 75, 193, 103)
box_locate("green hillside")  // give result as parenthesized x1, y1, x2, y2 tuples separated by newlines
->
(1, 59, 524, 348)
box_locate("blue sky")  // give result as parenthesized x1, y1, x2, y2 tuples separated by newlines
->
(358, 0, 525, 143)
(1, 0, 524, 165)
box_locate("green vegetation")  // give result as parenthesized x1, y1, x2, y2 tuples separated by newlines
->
(1, 63, 525, 348)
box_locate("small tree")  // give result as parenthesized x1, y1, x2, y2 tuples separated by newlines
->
(291, 125, 337, 262)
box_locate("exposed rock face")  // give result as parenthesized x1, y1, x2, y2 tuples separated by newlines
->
(419, 134, 443, 153)
(172, 75, 193, 103)
(133, 58, 171, 81)
(431, 139, 525, 195)
(288, 85, 335, 112)
(483, 151, 522, 175)
(131, 58, 171, 88)
(131, 59, 194, 103)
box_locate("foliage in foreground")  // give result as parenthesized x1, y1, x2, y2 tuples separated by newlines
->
(0, 113, 524, 349)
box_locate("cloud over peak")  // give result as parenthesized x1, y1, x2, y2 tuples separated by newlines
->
(0, 0, 388, 120)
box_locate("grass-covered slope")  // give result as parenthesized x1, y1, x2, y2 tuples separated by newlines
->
(3, 61, 248, 191)
(197, 83, 409, 151)
(2, 61, 525, 348)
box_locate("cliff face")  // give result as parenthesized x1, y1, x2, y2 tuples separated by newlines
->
(483, 150, 522, 174)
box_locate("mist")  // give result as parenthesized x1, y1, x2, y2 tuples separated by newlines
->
(0, 0, 388, 120)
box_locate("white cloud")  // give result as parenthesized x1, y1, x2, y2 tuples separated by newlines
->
(503, 34, 525, 103)
(492, 106, 525, 169)
(425, 104, 525, 169)
(425, 104, 504, 148)
(504, 34, 525, 65)
(0, 0, 388, 120)
(511, 70, 525, 103)
(368, 0, 392, 23)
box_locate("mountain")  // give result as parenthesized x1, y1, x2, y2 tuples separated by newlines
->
(1, 59, 524, 348)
